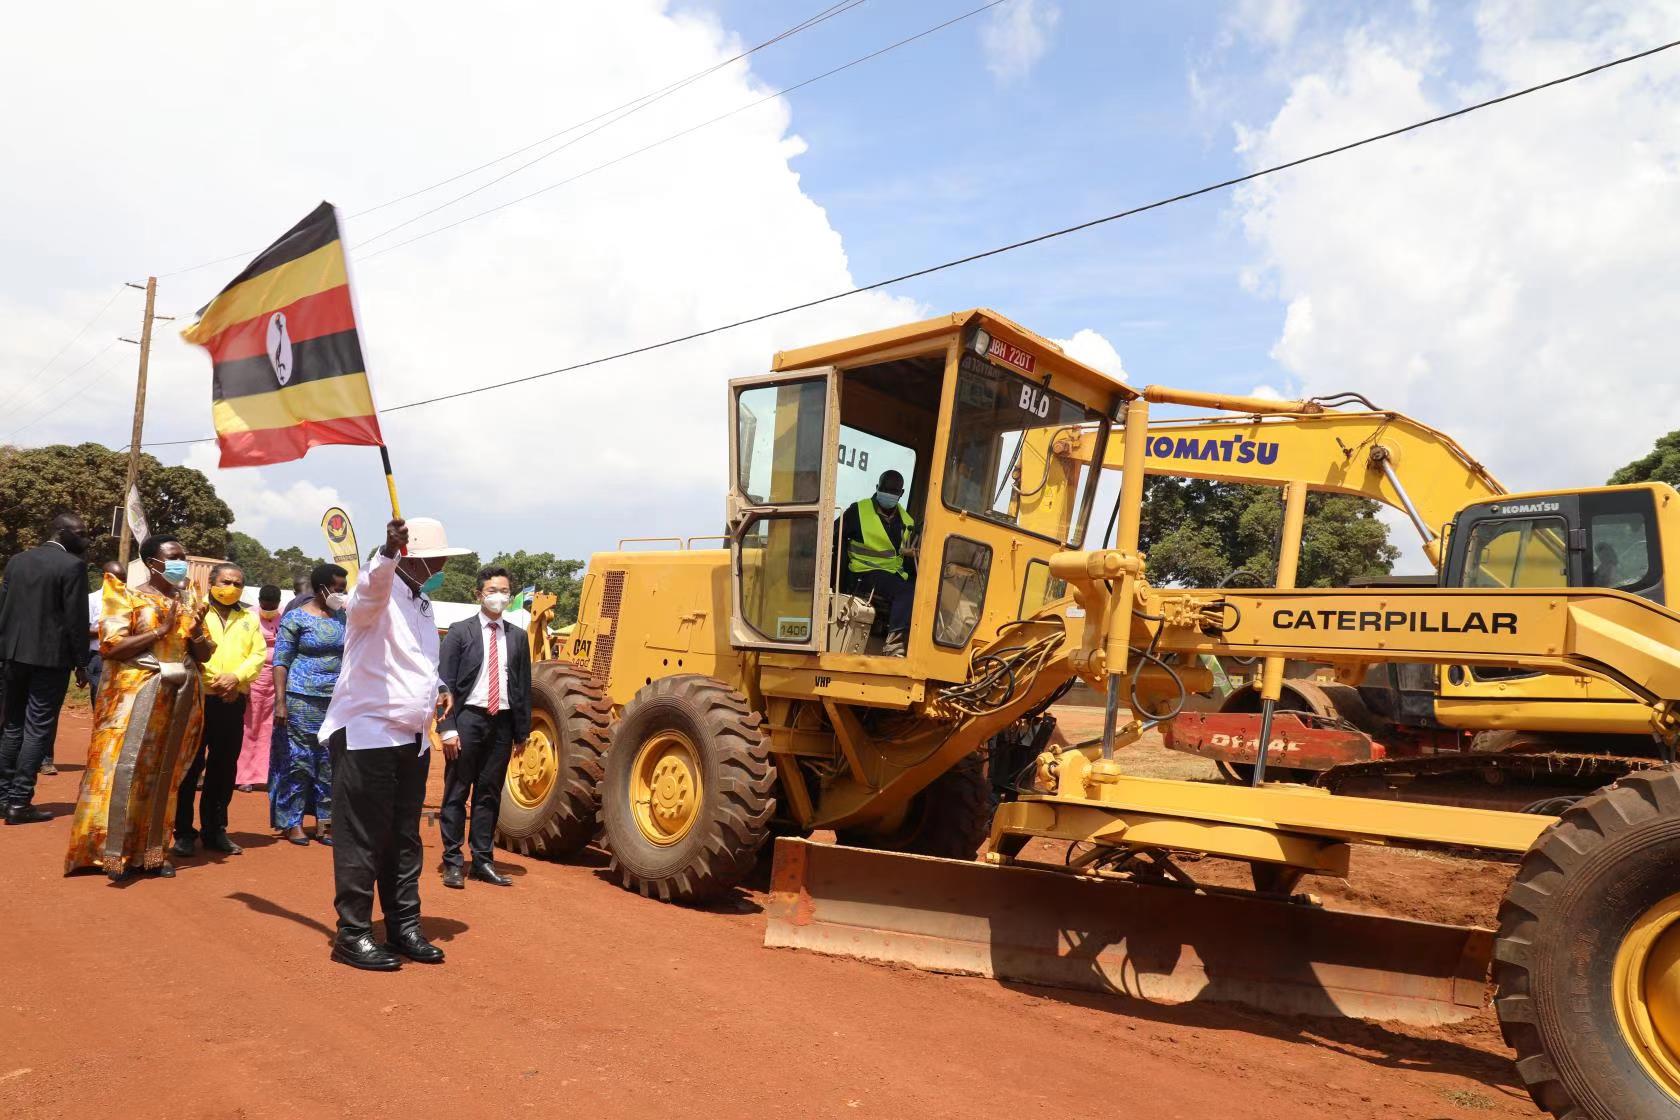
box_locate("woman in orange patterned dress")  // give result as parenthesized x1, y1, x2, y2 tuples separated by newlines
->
(65, 536, 215, 880)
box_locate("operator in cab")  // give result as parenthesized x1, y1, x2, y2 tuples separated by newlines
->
(840, 469, 916, 657)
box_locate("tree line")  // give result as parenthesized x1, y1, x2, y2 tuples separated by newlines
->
(0, 443, 584, 622)
(7, 429, 1679, 622)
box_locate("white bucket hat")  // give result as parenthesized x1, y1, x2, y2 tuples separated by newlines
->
(404, 516, 470, 559)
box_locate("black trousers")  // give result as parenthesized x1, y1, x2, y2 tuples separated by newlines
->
(0, 661, 72, 807)
(854, 569, 915, 633)
(175, 694, 247, 841)
(329, 731, 429, 940)
(439, 706, 514, 870)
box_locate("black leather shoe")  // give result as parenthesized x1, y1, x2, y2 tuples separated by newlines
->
(204, 833, 243, 855)
(332, 933, 402, 972)
(441, 865, 465, 889)
(5, 805, 51, 825)
(151, 862, 176, 878)
(169, 836, 196, 857)
(384, 928, 445, 964)
(470, 861, 512, 886)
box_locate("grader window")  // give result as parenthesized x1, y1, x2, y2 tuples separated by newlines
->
(736, 514, 818, 643)
(933, 536, 992, 647)
(941, 350, 1100, 545)
(736, 379, 826, 504)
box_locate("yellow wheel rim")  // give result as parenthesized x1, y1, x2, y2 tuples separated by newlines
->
(630, 729, 702, 846)
(508, 711, 559, 810)
(1613, 891, 1680, 1100)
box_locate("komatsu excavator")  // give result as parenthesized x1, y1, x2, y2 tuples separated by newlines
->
(503, 310, 1680, 1119)
(1052, 408, 1679, 801)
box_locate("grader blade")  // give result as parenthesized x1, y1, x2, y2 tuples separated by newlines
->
(764, 838, 1492, 1026)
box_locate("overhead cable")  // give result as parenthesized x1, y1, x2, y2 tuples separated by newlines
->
(137, 36, 1680, 449)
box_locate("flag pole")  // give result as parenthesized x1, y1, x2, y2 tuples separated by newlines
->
(379, 444, 402, 520)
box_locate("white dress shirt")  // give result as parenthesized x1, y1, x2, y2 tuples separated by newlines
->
(318, 550, 442, 752)
(465, 610, 509, 711)
(87, 589, 103, 653)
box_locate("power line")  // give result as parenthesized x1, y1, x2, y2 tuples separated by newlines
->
(4, 337, 123, 438)
(353, 0, 870, 248)
(4, 344, 128, 443)
(137, 36, 1680, 451)
(9, 286, 125, 384)
(359, 0, 1010, 261)
(158, 0, 869, 280)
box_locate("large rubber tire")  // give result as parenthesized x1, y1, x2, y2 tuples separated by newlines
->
(601, 675, 776, 904)
(1495, 769, 1680, 1119)
(838, 751, 997, 861)
(494, 665, 609, 859)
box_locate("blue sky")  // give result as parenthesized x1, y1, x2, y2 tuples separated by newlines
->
(2, 1, 1677, 569)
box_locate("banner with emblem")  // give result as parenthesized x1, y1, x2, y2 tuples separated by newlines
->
(319, 505, 362, 590)
(181, 202, 384, 468)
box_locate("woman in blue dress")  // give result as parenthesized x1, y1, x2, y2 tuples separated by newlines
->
(271, 563, 348, 846)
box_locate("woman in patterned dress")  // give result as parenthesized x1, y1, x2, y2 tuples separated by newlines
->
(65, 536, 214, 880)
(270, 563, 347, 846)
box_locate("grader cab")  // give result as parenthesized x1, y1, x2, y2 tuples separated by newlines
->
(498, 310, 1127, 891)
(502, 308, 1680, 1120)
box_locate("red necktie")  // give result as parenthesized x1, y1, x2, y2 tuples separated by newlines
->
(487, 620, 501, 715)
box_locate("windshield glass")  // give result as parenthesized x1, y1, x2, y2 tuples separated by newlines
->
(1461, 517, 1568, 588)
(942, 351, 1102, 545)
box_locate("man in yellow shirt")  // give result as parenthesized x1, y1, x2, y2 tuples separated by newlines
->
(172, 562, 266, 857)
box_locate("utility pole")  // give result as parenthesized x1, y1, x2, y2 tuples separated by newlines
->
(117, 276, 158, 567)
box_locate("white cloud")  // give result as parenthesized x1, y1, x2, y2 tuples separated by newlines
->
(1231, 2, 1680, 505)
(0, 1, 921, 558)
(1053, 328, 1127, 380)
(1230, 0, 1304, 49)
(980, 0, 1060, 83)
(182, 444, 345, 543)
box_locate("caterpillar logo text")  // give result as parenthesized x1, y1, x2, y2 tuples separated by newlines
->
(1270, 608, 1518, 635)
(1147, 434, 1280, 465)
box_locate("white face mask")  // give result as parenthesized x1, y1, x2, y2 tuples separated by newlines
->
(324, 591, 348, 612)
(482, 592, 511, 614)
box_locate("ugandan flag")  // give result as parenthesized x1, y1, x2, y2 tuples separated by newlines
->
(181, 202, 383, 467)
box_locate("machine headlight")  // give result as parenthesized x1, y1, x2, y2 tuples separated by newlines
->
(971, 328, 992, 356)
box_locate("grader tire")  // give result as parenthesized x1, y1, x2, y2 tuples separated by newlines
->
(495, 665, 609, 860)
(838, 751, 997, 861)
(601, 675, 776, 904)
(1494, 769, 1680, 1119)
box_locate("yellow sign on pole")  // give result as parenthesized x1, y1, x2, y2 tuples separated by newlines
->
(320, 506, 362, 590)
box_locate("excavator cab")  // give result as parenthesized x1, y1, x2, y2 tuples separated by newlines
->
(726, 311, 1123, 681)
(1434, 482, 1677, 733)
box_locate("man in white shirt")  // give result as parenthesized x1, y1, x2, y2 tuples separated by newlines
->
(436, 565, 532, 889)
(319, 517, 464, 972)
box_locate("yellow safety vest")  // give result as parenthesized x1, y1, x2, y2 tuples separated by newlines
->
(848, 499, 914, 579)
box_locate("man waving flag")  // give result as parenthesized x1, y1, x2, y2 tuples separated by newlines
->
(182, 202, 384, 468)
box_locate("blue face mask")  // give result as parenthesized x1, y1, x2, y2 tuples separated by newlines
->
(874, 489, 900, 510)
(420, 570, 445, 596)
(159, 559, 190, 586)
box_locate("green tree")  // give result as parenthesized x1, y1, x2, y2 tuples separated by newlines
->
(428, 548, 585, 624)
(489, 550, 585, 624)
(0, 442, 233, 568)
(1139, 477, 1399, 588)
(433, 551, 485, 603)
(226, 532, 324, 590)
(1609, 430, 1680, 487)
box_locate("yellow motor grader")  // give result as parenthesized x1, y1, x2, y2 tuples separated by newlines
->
(502, 309, 1680, 1119)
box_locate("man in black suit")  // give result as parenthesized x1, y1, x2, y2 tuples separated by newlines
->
(435, 565, 531, 888)
(0, 513, 92, 823)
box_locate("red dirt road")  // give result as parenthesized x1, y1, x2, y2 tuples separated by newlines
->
(1, 709, 1540, 1119)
